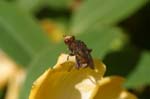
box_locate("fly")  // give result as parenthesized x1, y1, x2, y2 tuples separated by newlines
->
(64, 35, 94, 69)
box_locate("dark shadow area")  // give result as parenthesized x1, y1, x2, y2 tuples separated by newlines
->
(119, 1, 150, 50)
(0, 86, 7, 99)
(35, 6, 71, 20)
(103, 44, 141, 77)
(129, 86, 150, 99)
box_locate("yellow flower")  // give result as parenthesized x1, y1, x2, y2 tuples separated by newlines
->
(29, 54, 137, 99)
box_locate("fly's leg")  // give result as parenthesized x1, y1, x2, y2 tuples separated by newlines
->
(67, 55, 69, 61)
(88, 61, 94, 69)
(75, 56, 81, 69)
(69, 53, 74, 56)
(87, 54, 94, 69)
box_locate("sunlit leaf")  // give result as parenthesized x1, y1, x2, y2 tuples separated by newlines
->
(0, 2, 50, 66)
(16, 0, 45, 12)
(71, 0, 147, 34)
(77, 26, 124, 58)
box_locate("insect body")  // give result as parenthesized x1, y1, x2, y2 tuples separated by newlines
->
(64, 35, 94, 69)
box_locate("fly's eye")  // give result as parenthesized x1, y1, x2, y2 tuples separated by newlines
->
(64, 35, 75, 44)
(64, 39, 69, 44)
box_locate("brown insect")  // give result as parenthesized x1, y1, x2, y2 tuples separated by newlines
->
(64, 35, 94, 69)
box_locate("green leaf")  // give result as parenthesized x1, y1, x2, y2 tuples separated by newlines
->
(77, 26, 124, 58)
(125, 51, 150, 88)
(19, 44, 66, 99)
(16, 0, 45, 12)
(0, 2, 50, 66)
(16, 0, 73, 12)
(46, 0, 73, 9)
(71, 0, 147, 34)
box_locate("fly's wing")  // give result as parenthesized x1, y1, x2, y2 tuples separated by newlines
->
(75, 40, 88, 57)
(76, 40, 94, 69)
(86, 53, 94, 69)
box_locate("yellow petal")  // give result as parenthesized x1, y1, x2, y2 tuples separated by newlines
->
(93, 76, 137, 99)
(29, 54, 106, 99)
(118, 90, 137, 99)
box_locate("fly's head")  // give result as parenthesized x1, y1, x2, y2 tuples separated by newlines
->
(64, 35, 75, 46)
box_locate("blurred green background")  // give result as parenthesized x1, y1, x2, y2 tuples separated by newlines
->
(0, 0, 149, 99)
